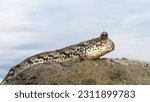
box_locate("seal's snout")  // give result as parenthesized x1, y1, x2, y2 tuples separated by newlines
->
(100, 32, 108, 40)
(101, 32, 108, 36)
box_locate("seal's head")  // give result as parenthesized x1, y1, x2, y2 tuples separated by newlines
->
(85, 31, 115, 59)
(100, 32, 108, 40)
(99, 31, 115, 51)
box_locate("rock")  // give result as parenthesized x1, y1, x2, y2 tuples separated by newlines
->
(2, 58, 150, 85)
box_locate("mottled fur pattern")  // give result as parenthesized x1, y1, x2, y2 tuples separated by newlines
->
(1, 32, 115, 84)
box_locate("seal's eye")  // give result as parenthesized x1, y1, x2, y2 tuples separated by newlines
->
(100, 32, 108, 40)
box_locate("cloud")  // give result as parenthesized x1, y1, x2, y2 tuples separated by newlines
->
(124, 0, 150, 5)
(109, 32, 150, 61)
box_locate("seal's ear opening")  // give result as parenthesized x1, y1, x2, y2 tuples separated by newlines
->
(100, 32, 108, 40)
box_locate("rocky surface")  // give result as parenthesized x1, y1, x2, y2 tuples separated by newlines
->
(2, 58, 150, 85)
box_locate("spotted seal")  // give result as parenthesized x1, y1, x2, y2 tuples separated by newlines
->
(1, 32, 115, 84)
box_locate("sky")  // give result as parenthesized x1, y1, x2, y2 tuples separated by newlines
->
(0, 0, 150, 82)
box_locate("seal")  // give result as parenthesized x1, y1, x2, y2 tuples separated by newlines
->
(1, 32, 115, 84)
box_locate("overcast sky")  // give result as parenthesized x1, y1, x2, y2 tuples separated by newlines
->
(0, 0, 150, 82)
